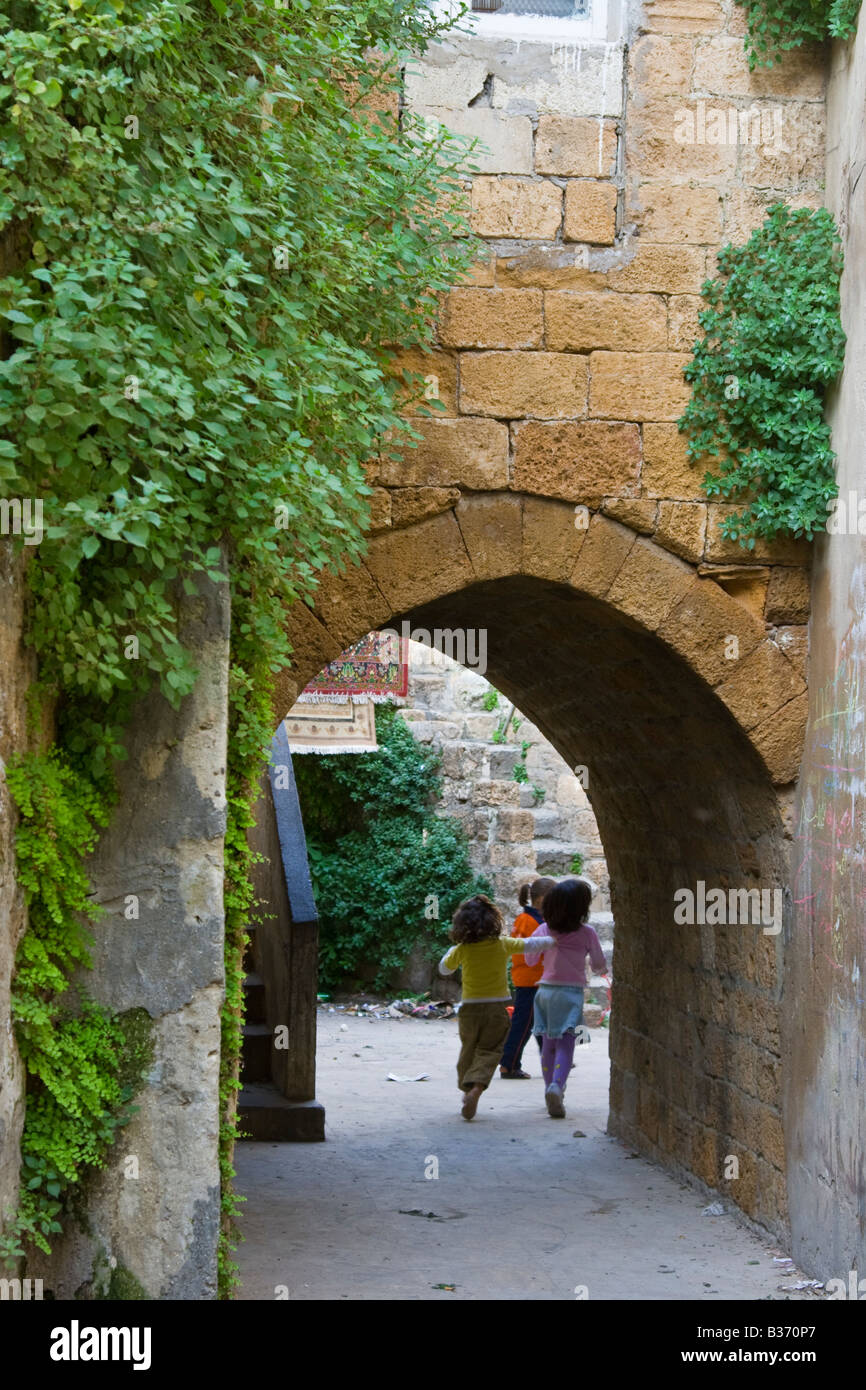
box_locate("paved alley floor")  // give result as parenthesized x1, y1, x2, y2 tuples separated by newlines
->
(234, 1014, 815, 1301)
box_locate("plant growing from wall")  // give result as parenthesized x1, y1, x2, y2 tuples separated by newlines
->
(736, 0, 861, 67)
(0, 0, 475, 1290)
(678, 204, 846, 549)
(295, 705, 488, 990)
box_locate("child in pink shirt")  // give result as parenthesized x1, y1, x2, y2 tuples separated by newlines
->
(523, 877, 607, 1118)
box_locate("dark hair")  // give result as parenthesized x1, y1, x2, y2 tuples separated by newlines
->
(450, 894, 504, 944)
(543, 877, 592, 935)
(518, 876, 557, 909)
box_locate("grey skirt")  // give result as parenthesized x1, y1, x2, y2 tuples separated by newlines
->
(532, 983, 584, 1039)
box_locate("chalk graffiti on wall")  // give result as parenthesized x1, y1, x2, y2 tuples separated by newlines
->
(794, 609, 866, 1004)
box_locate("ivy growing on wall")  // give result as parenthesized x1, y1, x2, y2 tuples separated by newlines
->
(0, 0, 475, 1292)
(678, 204, 846, 549)
(736, 0, 861, 67)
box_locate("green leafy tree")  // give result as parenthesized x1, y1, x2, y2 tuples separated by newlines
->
(1, 0, 476, 1288)
(295, 705, 488, 990)
(678, 205, 845, 548)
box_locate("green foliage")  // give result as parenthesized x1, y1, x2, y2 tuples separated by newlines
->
(511, 738, 531, 784)
(735, 0, 861, 67)
(569, 853, 584, 876)
(531, 785, 546, 806)
(678, 204, 845, 548)
(1, 0, 476, 1281)
(296, 705, 487, 990)
(481, 689, 499, 712)
(1, 0, 474, 710)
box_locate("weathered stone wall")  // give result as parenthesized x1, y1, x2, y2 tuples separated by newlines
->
(0, 545, 34, 1244)
(784, 10, 866, 1282)
(30, 576, 230, 1300)
(398, 639, 610, 915)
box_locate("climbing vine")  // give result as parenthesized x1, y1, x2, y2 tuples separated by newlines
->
(0, 0, 475, 1289)
(736, 0, 861, 67)
(678, 204, 846, 549)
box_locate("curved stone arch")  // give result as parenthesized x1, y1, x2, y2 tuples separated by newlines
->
(273, 495, 805, 1235)
(274, 495, 807, 788)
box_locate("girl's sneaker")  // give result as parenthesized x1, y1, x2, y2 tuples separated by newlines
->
(545, 1083, 565, 1118)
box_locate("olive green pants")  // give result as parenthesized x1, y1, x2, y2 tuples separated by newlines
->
(456, 1002, 510, 1091)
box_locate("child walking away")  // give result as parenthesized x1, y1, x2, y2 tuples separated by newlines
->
(439, 895, 554, 1120)
(523, 878, 607, 1119)
(499, 877, 556, 1079)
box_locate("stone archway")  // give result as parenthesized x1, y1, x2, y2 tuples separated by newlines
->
(273, 500, 806, 1236)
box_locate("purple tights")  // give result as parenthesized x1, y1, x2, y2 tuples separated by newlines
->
(541, 1032, 576, 1091)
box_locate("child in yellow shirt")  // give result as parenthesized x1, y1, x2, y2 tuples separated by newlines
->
(439, 894, 554, 1120)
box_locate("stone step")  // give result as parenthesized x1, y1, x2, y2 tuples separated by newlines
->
(532, 839, 581, 874)
(238, 1084, 325, 1142)
(530, 806, 563, 838)
(241, 1023, 272, 1083)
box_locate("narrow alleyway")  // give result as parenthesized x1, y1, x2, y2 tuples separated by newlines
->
(235, 1015, 814, 1301)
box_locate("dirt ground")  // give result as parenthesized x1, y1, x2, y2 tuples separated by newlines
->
(234, 1013, 818, 1301)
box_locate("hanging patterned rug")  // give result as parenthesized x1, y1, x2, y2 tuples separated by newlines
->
(284, 698, 378, 755)
(295, 631, 409, 703)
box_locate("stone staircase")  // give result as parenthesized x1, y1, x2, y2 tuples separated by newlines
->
(238, 928, 325, 1141)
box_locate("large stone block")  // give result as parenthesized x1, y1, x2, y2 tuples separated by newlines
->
(535, 116, 617, 177)
(497, 808, 536, 842)
(657, 577, 764, 686)
(589, 351, 692, 421)
(667, 294, 704, 351)
(460, 351, 588, 419)
(545, 290, 667, 352)
(764, 567, 811, 625)
(471, 177, 563, 239)
(607, 244, 707, 294)
(630, 98, 738, 182)
(654, 499, 707, 562)
(390, 486, 461, 529)
(404, 53, 488, 110)
(737, 102, 825, 187)
(563, 181, 617, 245)
(387, 347, 457, 416)
(602, 497, 659, 533)
(520, 495, 588, 582)
(607, 537, 695, 630)
(642, 422, 704, 497)
(364, 511, 475, 611)
(640, 0, 725, 36)
(512, 420, 641, 503)
(692, 36, 825, 100)
(628, 34, 695, 94)
(456, 493, 523, 581)
(418, 107, 534, 175)
(705, 505, 811, 565)
(377, 417, 509, 489)
(714, 639, 805, 732)
(439, 288, 543, 350)
(490, 42, 624, 118)
(570, 514, 636, 598)
(311, 562, 391, 648)
(633, 183, 722, 243)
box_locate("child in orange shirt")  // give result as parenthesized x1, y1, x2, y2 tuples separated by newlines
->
(499, 878, 556, 1080)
